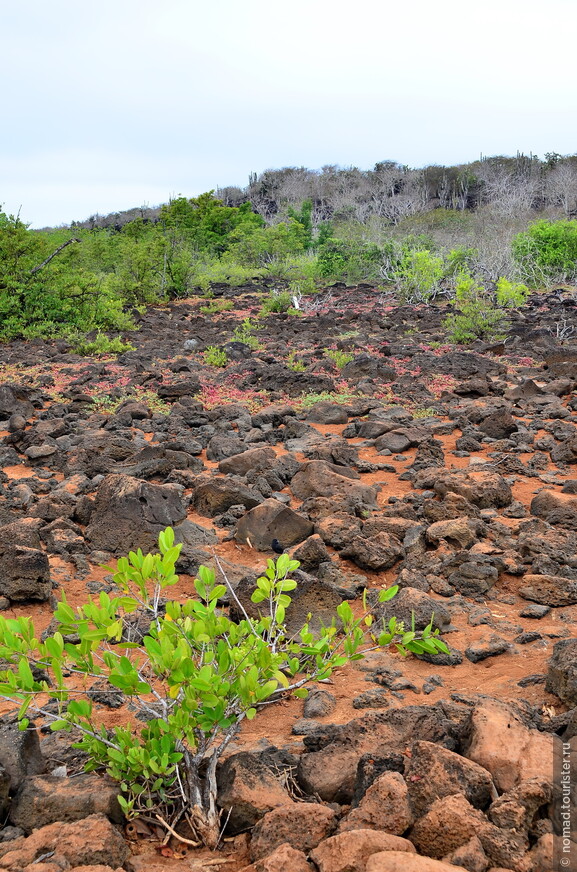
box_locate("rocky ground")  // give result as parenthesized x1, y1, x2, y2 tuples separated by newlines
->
(0, 284, 576, 871)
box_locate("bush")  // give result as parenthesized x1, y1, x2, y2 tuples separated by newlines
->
(260, 290, 293, 314)
(204, 346, 228, 367)
(494, 276, 529, 307)
(70, 333, 135, 356)
(396, 249, 444, 303)
(325, 348, 354, 369)
(512, 219, 577, 286)
(0, 528, 447, 847)
(443, 273, 506, 343)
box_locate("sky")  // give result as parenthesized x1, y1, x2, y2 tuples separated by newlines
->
(2, 0, 577, 228)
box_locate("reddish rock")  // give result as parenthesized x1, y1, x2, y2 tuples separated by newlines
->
(339, 771, 414, 835)
(310, 829, 415, 872)
(240, 842, 313, 871)
(366, 852, 468, 872)
(217, 753, 294, 833)
(250, 803, 337, 860)
(464, 699, 554, 792)
(405, 740, 494, 816)
(9, 774, 122, 832)
(0, 814, 128, 869)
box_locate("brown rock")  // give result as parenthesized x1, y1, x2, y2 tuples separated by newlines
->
(464, 699, 554, 792)
(443, 836, 489, 872)
(366, 852, 468, 872)
(0, 814, 128, 869)
(519, 574, 577, 606)
(9, 774, 122, 832)
(426, 518, 482, 549)
(235, 499, 313, 550)
(410, 793, 488, 859)
(219, 446, 277, 476)
(216, 753, 294, 833)
(240, 842, 313, 871)
(339, 771, 414, 835)
(341, 532, 404, 571)
(309, 829, 415, 872)
(530, 490, 577, 529)
(405, 740, 495, 816)
(291, 460, 379, 506)
(86, 473, 187, 553)
(432, 470, 512, 509)
(250, 803, 337, 860)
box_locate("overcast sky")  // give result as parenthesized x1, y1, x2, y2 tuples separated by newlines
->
(3, 0, 576, 228)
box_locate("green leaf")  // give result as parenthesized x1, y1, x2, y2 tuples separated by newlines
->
(378, 585, 399, 603)
(245, 707, 257, 720)
(293, 688, 309, 699)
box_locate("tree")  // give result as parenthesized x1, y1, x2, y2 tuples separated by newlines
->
(0, 528, 447, 849)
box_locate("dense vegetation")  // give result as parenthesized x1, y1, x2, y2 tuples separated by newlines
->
(2, 152, 577, 346)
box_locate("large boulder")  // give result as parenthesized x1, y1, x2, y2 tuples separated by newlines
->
(530, 490, 577, 528)
(193, 477, 262, 517)
(0, 534, 51, 602)
(309, 830, 415, 872)
(235, 500, 314, 551)
(341, 533, 404, 572)
(519, 574, 577, 606)
(431, 470, 512, 509)
(0, 814, 129, 870)
(216, 753, 294, 833)
(219, 446, 277, 476)
(85, 474, 187, 554)
(339, 771, 414, 835)
(291, 461, 380, 507)
(546, 639, 577, 704)
(249, 803, 337, 860)
(463, 698, 554, 792)
(0, 385, 34, 421)
(404, 740, 494, 816)
(9, 774, 122, 832)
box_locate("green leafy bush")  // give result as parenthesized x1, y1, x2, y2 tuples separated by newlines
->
(204, 346, 228, 367)
(232, 318, 261, 349)
(396, 249, 444, 303)
(494, 277, 529, 307)
(325, 348, 354, 369)
(0, 528, 447, 847)
(444, 273, 506, 343)
(512, 219, 577, 285)
(260, 290, 293, 314)
(70, 333, 134, 356)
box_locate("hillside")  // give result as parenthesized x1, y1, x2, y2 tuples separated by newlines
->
(0, 275, 572, 869)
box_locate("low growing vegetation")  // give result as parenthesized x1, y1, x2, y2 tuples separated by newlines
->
(0, 528, 448, 848)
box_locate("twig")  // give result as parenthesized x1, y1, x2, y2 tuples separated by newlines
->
(30, 238, 81, 274)
(155, 814, 201, 846)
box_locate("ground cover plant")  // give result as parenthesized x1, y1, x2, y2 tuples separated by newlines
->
(0, 528, 447, 848)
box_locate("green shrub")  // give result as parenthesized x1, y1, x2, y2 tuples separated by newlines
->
(494, 277, 529, 307)
(204, 346, 228, 367)
(444, 273, 506, 343)
(71, 333, 135, 356)
(396, 249, 444, 303)
(0, 528, 447, 847)
(325, 348, 354, 369)
(232, 318, 261, 349)
(286, 350, 307, 371)
(260, 290, 293, 314)
(512, 219, 577, 286)
(199, 299, 234, 314)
